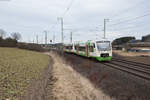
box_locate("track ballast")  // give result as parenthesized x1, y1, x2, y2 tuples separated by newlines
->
(101, 58, 150, 81)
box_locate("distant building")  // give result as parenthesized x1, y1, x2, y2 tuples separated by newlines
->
(126, 42, 150, 52)
(142, 34, 150, 42)
(113, 35, 150, 52)
(128, 39, 141, 43)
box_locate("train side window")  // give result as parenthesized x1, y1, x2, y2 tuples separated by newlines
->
(78, 46, 85, 51)
(69, 46, 73, 49)
(75, 46, 78, 50)
(89, 46, 94, 52)
(65, 46, 73, 50)
(65, 46, 68, 49)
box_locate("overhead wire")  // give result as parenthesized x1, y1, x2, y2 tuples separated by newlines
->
(110, 23, 150, 32)
(102, 0, 150, 35)
(62, 0, 75, 17)
(108, 12, 150, 27)
(110, 0, 147, 22)
(53, 0, 150, 41)
(86, 0, 150, 40)
(109, 24, 143, 32)
(50, 0, 75, 34)
(88, 1, 146, 34)
(94, 0, 148, 33)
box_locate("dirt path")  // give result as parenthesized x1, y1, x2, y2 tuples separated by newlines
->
(48, 52, 112, 100)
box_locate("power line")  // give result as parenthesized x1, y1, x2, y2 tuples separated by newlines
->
(92, 0, 148, 34)
(109, 25, 141, 32)
(96, 12, 150, 34)
(109, 12, 150, 27)
(62, 0, 75, 17)
(50, 0, 75, 41)
(110, 0, 147, 21)
(109, 18, 145, 29)
(108, 21, 150, 32)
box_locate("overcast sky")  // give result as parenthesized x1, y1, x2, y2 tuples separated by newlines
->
(0, 0, 150, 43)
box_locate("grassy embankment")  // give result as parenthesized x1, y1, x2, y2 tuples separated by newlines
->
(113, 50, 150, 57)
(0, 47, 50, 100)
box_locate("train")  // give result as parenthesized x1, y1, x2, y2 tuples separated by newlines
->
(64, 40, 112, 61)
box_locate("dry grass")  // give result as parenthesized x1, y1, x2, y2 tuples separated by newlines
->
(0, 47, 50, 100)
(48, 52, 112, 100)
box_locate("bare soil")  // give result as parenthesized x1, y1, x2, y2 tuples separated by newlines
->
(21, 56, 53, 100)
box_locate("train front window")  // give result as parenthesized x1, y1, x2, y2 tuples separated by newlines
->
(97, 41, 111, 51)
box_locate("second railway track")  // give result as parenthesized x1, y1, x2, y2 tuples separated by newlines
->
(100, 58, 150, 81)
(112, 58, 150, 68)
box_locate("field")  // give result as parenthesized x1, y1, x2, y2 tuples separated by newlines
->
(0, 48, 50, 100)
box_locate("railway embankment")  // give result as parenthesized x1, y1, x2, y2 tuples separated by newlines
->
(46, 52, 111, 100)
(113, 50, 150, 65)
(113, 50, 150, 57)
(63, 52, 150, 100)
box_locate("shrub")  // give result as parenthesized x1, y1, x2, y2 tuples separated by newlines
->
(0, 37, 3, 42)
(0, 37, 47, 52)
(17, 43, 45, 52)
(0, 37, 17, 47)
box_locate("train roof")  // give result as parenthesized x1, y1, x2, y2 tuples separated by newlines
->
(63, 43, 73, 46)
(64, 40, 111, 46)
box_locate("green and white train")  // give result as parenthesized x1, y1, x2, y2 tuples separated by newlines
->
(64, 40, 112, 61)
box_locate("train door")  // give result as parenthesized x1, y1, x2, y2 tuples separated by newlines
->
(89, 43, 95, 57)
(75, 45, 79, 54)
(69, 45, 72, 52)
(86, 44, 89, 57)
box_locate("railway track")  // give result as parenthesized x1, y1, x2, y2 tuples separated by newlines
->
(101, 58, 150, 81)
(64, 53, 150, 81)
(112, 58, 150, 67)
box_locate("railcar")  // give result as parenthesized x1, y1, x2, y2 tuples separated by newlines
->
(64, 40, 112, 61)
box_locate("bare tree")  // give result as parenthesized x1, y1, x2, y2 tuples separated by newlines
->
(0, 29, 6, 38)
(11, 32, 21, 40)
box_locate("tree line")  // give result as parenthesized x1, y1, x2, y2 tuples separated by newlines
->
(0, 29, 21, 47)
(0, 29, 48, 52)
(112, 37, 136, 46)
